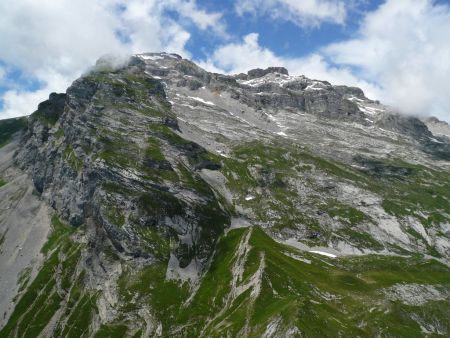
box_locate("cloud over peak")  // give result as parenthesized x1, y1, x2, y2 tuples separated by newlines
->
(0, 0, 224, 119)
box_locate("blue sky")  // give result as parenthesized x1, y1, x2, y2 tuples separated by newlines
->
(1, 0, 450, 122)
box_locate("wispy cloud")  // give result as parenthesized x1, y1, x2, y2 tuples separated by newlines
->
(235, 0, 349, 27)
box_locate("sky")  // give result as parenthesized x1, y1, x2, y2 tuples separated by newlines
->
(1, 0, 450, 122)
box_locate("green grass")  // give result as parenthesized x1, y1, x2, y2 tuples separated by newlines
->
(59, 294, 97, 338)
(0, 213, 92, 338)
(145, 137, 166, 162)
(0, 250, 62, 337)
(336, 228, 385, 251)
(111, 226, 450, 337)
(103, 206, 126, 227)
(64, 145, 83, 172)
(219, 139, 450, 255)
(41, 214, 75, 255)
(4, 222, 450, 337)
(94, 324, 129, 338)
(134, 226, 170, 259)
(321, 199, 372, 225)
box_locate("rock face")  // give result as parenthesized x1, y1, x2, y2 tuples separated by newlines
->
(36, 93, 67, 123)
(246, 67, 289, 79)
(15, 58, 229, 267)
(1, 52, 450, 337)
(425, 116, 450, 138)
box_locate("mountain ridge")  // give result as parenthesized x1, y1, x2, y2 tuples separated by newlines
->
(0, 52, 450, 337)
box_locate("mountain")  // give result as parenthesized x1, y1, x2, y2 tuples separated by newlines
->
(1, 52, 450, 337)
(424, 117, 450, 138)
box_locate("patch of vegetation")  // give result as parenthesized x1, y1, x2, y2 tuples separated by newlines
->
(1, 252, 66, 337)
(41, 214, 76, 255)
(103, 206, 126, 227)
(321, 200, 372, 226)
(16, 266, 33, 295)
(54, 127, 64, 139)
(336, 228, 385, 251)
(145, 138, 165, 162)
(0, 212, 93, 338)
(101, 226, 447, 336)
(97, 132, 140, 168)
(94, 324, 129, 338)
(138, 190, 185, 219)
(0, 117, 27, 148)
(59, 294, 98, 338)
(149, 123, 191, 146)
(135, 226, 170, 259)
(64, 145, 83, 172)
(375, 160, 450, 228)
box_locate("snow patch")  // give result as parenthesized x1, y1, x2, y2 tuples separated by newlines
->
(305, 83, 325, 91)
(137, 54, 163, 61)
(188, 96, 216, 106)
(283, 252, 312, 264)
(309, 250, 337, 258)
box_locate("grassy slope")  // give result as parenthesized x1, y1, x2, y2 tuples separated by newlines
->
(5, 220, 450, 337)
(0, 216, 93, 338)
(221, 140, 450, 255)
(109, 227, 450, 337)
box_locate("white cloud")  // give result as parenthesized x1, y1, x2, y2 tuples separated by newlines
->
(235, 0, 348, 27)
(0, 0, 224, 119)
(199, 33, 381, 98)
(325, 0, 450, 121)
(163, 0, 226, 35)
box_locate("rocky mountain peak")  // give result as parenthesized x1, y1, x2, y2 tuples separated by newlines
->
(246, 66, 289, 79)
(424, 115, 450, 138)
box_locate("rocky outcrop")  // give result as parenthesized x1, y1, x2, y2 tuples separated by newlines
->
(15, 61, 230, 268)
(246, 67, 289, 79)
(424, 116, 450, 138)
(375, 112, 432, 139)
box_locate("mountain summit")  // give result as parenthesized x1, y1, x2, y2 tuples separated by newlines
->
(1, 52, 450, 337)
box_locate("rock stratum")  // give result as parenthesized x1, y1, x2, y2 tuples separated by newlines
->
(1, 52, 450, 337)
